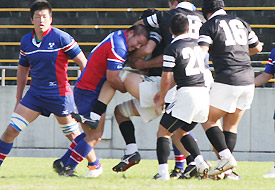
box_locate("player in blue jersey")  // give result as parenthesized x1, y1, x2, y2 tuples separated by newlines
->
(255, 48, 275, 178)
(53, 24, 149, 177)
(0, 0, 97, 173)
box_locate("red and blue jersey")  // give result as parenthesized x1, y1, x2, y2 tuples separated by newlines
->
(19, 27, 82, 96)
(264, 48, 275, 75)
(75, 30, 128, 91)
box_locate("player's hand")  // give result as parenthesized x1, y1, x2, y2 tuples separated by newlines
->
(132, 58, 146, 70)
(154, 92, 164, 115)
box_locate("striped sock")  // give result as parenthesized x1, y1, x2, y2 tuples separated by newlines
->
(67, 139, 93, 170)
(61, 133, 86, 164)
(172, 144, 185, 170)
(0, 140, 13, 167)
(88, 159, 101, 170)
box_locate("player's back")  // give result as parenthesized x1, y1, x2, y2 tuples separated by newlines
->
(76, 30, 128, 91)
(156, 8, 205, 46)
(199, 14, 254, 85)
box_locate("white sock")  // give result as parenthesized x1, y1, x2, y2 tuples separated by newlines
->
(194, 155, 204, 166)
(125, 143, 138, 155)
(90, 112, 101, 120)
(159, 163, 169, 176)
(219, 149, 232, 159)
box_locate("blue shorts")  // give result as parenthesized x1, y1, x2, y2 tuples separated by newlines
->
(20, 89, 75, 117)
(74, 87, 100, 118)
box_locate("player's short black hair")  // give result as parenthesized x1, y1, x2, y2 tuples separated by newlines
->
(170, 14, 189, 36)
(139, 8, 158, 20)
(30, 0, 52, 19)
(127, 24, 150, 40)
(202, 0, 224, 19)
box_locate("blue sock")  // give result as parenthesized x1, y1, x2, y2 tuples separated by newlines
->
(61, 133, 85, 164)
(0, 140, 13, 167)
(66, 139, 93, 170)
(173, 144, 185, 170)
(88, 158, 101, 169)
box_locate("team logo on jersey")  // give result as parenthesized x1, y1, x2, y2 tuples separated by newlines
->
(117, 65, 123, 69)
(48, 42, 55, 49)
(62, 110, 69, 115)
(49, 81, 57, 86)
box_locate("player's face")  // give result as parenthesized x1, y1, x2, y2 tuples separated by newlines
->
(127, 34, 148, 52)
(31, 9, 52, 35)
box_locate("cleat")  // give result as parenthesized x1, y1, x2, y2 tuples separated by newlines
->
(53, 159, 65, 175)
(209, 156, 237, 176)
(196, 161, 209, 179)
(85, 165, 103, 178)
(71, 112, 99, 129)
(179, 164, 197, 179)
(263, 166, 275, 178)
(63, 165, 78, 177)
(112, 152, 141, 172)
(170, 167, 184, 179)
(153, 173, 170, 181)
(224, 170, 241, 180)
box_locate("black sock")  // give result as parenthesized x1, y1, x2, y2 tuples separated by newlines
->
(181, 134, 200, 158)
(223, 131, 237, 153)
(186, 155, 194, 165)
(119, 120, 136, 145)
(206, 126, 228, 152)
(157, 137, 170, 164)
(92, 100, 107, 116)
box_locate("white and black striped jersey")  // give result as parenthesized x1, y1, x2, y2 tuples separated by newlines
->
(143, 5, 205, 46)
(198, 9, 260, 85)
(163, 34, 205, 89)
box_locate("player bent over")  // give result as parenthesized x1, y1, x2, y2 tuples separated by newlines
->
(153, 14, 210, 180)
(0, 0, 96, 171)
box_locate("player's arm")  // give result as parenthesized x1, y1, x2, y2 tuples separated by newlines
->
(131, 55, 163, 70)
(72, 51, 87, 71)
(249, 43, 263, 56)
(130, 40, 157, 58)
(154, 71, 175, 115)
(106, 70, 127, 93)
(255, 72, 273, 86)
(16, 65, 30, 108)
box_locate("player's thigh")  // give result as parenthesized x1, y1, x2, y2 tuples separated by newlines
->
(14, 103, 40, 123)
(222, 108, 245, 133)
(124, 73, 143, 99)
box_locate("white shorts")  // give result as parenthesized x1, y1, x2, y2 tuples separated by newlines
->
(166, 87, 209, 124)
(204, 69, 214, 90)
(210, 82, 255, 113)
(139, 76, 161, 107)
(133, 98, 161, 123)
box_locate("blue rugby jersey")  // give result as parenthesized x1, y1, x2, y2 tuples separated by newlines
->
(19, 27, 82, 96)
(264, 48, 275, 75)
(75, 30, 128, 91)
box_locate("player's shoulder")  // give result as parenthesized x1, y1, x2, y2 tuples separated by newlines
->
(51, 27, 71, 38)
(112, 30, 127, 48)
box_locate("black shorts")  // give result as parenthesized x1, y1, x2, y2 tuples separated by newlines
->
(160, 113, 197, 133)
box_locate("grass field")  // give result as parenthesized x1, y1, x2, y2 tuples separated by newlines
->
(0, 157, 275, 190)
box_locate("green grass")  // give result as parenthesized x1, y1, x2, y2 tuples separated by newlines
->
(0, 157, 275, 190)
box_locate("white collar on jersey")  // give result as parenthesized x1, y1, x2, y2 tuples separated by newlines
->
(171, 33, 189, 43)
(208, 9, 227, 20)
(176, 2, 194, 11)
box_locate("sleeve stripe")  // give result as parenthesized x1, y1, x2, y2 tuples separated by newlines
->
(248, 31, 259, 45)
(20, 50, 26, 56)
(163, 55, 175, 62)
(163, 61, 175, 68)
(147, 14, 159, 28)
(150, 31, 162, 43)
(198, 35, 213, 45)
(107, 58, 124, 63)
(63, 40, 77, 52)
